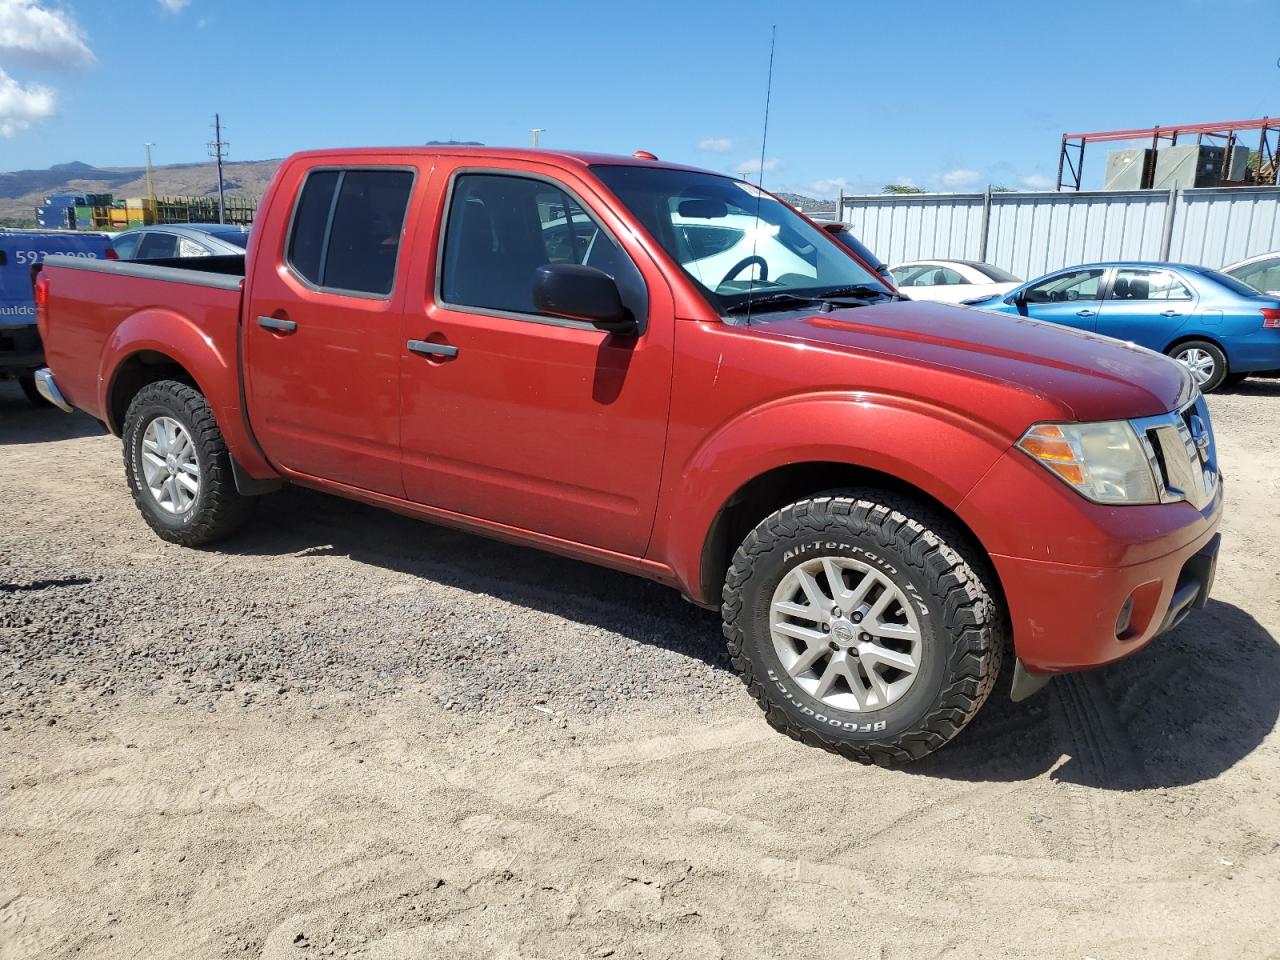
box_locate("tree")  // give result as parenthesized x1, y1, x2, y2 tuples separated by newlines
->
(991, 185, 1015, 193)
(882, 183, 926, 195)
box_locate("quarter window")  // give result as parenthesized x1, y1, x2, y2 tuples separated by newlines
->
(1109, 268, 1191, 301)
(286, 168, 413, 296)
(440, 173, 645, 321)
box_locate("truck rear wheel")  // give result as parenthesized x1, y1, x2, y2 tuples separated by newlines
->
(721, 493, 1004, 765)
(122, 380, 255, 547)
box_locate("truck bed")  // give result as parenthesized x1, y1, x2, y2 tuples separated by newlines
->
(37, 253, 246, 432)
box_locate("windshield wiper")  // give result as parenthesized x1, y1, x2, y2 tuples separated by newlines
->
(724, 293, 823, 315)
(817, 284, 902, 302)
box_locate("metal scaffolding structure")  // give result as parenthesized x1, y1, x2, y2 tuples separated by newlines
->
(1057, 117, 1280, 191)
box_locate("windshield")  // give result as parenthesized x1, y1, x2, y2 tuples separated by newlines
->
(592, 165, 888, 315)
(972, 262, 1020, 283)
(205, 228, 250, 249)
(1196, 267, 1264, 298)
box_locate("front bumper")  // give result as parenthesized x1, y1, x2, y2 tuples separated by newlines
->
(993, 506, 1221, 676)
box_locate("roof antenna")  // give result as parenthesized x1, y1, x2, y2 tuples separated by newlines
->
(744, 24, 777, 327)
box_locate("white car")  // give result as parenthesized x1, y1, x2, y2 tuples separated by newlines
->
(1222, 252, 1280, 296)
(889, 259, 1022, 304)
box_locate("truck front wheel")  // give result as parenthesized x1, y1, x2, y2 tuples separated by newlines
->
(722, 493, 1004, 765)
(122, 380, 255, 547)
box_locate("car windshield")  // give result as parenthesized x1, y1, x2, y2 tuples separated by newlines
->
(204, 228, 250, 249)
(972, 262, 1020, 283)
(1197, 267, 1264, 298)
(592, 165, 889, 316)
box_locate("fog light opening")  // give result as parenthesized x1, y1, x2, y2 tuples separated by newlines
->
(1115, 595, 1135, 639)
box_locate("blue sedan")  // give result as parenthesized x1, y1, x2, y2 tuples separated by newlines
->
(965, 261, 1280, 391)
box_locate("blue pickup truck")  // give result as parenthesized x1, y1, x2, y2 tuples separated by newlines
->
(1, 229, 113, 403)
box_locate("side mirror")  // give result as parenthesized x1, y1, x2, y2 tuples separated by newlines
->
(534, 263, 638, 336)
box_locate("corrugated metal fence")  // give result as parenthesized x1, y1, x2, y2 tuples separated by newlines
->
(838, 186, 1280, 278)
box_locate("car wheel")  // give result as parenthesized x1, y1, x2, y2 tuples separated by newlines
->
(1168, 340, 1228, 393)
(722, 492, 1005, 766)
(16, 373, 49, 407)
(122, 380, 255, 546)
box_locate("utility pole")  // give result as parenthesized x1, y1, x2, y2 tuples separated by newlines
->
(530, 128, 545, 148)
(144, 143, 157, 215)
(208, 113, 228, 224)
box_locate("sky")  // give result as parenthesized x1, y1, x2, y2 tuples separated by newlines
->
(1, 0, 1278, 197)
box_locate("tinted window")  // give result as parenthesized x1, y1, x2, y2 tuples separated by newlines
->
(112, 233, 141, 260)
(1024, 268, 1104, 303)
(287, 170, 339, 285)
(1109, 268, 1191, 301)
(441, 173, 644, 320)
(136, 233, 178, 259)
(207, 228, 250, 250)
(286, 168, 412, 295)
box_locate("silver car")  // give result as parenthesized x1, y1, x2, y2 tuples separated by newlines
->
(111, 223, 251, 260)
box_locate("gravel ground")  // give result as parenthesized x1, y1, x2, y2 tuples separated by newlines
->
(2, 377, 1279, 959)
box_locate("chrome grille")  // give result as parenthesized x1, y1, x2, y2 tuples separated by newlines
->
(1131, 395, 1219, 510)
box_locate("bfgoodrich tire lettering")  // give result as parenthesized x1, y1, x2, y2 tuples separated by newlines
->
(722, 493, 1004, 765)
(122, 380, 255, 547)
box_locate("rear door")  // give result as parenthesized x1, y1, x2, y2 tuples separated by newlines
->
(396, 161, 674, 555)
(1095, 267, 1196, 349)
(244, 159, 418, 495)
(1016, 267, 1107, 331)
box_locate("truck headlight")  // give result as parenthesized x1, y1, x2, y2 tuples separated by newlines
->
(1016, 421, 1159, 505)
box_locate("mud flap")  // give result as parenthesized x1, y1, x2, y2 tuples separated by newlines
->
(1010, 658, 1052, 703)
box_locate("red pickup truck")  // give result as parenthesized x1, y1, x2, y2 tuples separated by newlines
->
(32, 146, 1222, 764)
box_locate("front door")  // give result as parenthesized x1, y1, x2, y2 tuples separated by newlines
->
(245, 163, 417, 496)
(398, 165, 673, 556)
(1094, 266, 1195, 350)
(1017, 267, 1107, 331)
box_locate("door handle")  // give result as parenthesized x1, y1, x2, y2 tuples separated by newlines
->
(257, 315, 297, 333)
(1161, 309, 1182, 317)
(407, 339, 458, 359)
(1076, 309, 1096, 318)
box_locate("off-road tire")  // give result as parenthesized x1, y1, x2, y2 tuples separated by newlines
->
(722, 492, 1004, 766)
(122, 380, 255, 546)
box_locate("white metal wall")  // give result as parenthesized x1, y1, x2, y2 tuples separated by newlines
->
(839, 186, 1280, 277)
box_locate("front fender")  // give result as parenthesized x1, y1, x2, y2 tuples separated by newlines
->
(652, 391, 1014, 601)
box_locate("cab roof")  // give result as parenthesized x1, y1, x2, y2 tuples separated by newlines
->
(284, 146, 718, 176)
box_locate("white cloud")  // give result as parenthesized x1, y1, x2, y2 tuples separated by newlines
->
(0, 66, 55, 136)
(891, 176, 917, 188)
(157, 0, 191, 11)
(733, 157, 781, 178)
(0, 0, 94, 68)
(697, 136, 732, 153)
(803, 176, 850, 198)
(939, 168, 982, 189)
(1019, 173, 1054, 190)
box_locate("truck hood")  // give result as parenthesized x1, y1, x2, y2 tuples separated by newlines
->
(756, 300, 1194, 421)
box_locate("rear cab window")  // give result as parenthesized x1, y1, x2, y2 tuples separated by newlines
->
(286, 167, 415, 297)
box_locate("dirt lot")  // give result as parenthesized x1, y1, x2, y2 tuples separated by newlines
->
(2, 378, 1278, 960)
